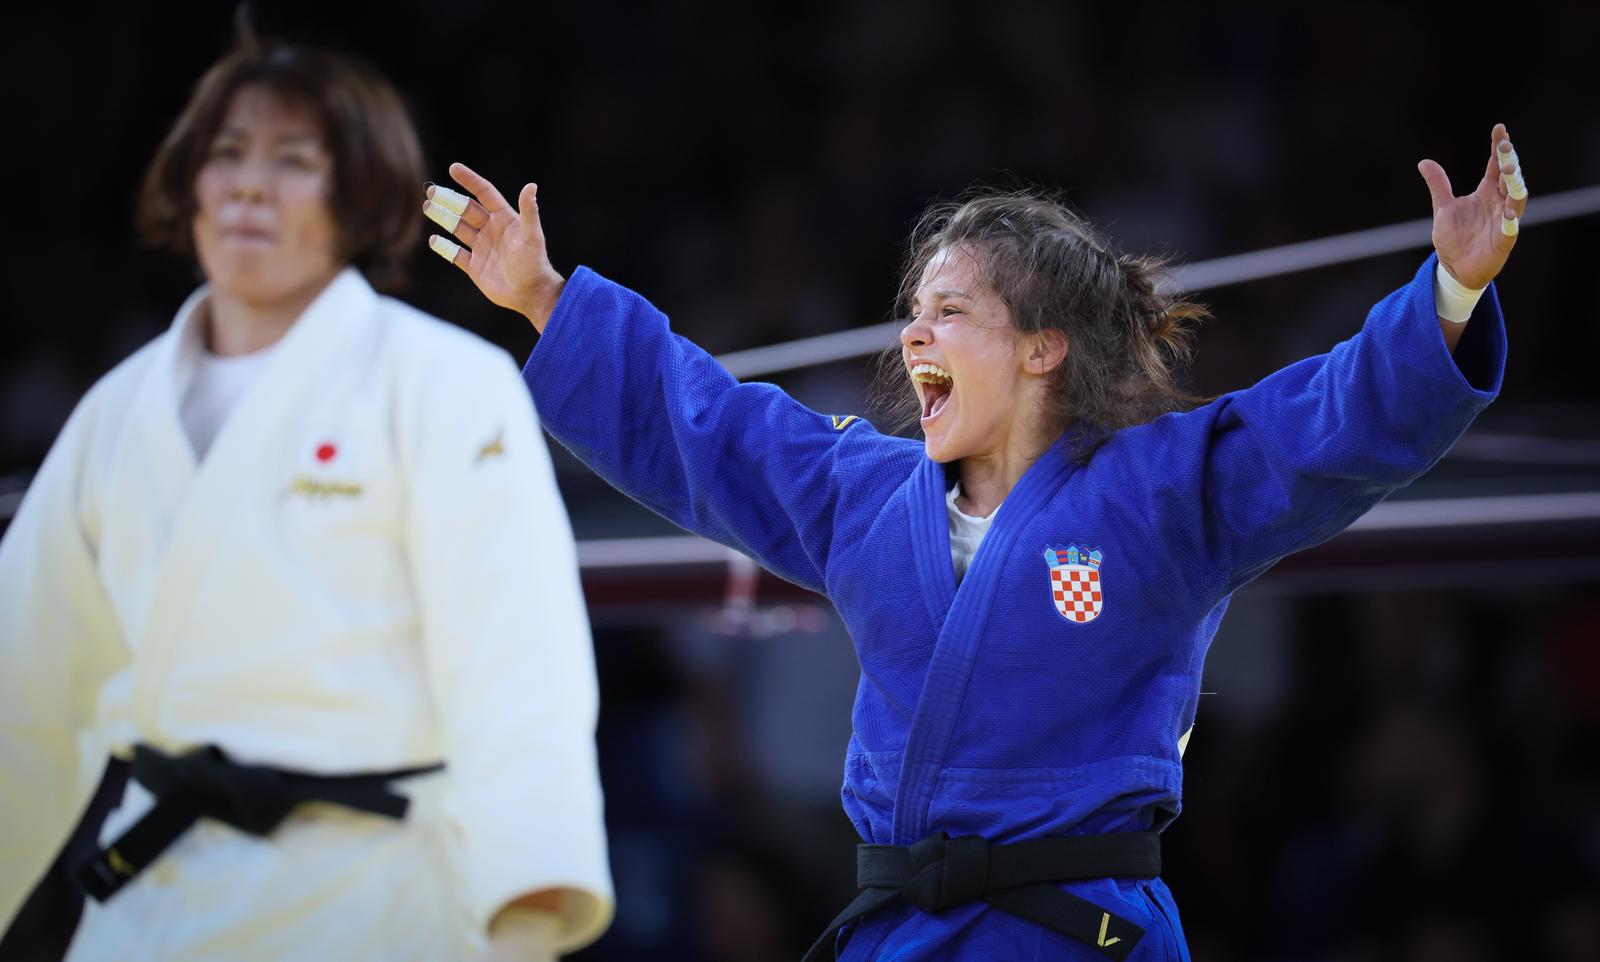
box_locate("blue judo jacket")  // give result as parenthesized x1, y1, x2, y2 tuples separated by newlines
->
(522, 255, 1504, 960)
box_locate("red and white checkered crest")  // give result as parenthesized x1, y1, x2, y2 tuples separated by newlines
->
(1044, 544, 1104, 624)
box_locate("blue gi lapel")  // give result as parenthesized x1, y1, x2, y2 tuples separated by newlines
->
(891, 430, 1083, 844)
(906, 460, 957, 633)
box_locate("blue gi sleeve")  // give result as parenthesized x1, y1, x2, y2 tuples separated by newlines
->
(1200, 254, 1505, 594)
(522, 267, 915, 593)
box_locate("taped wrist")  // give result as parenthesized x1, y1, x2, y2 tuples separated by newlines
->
(1434, 261, 1485, 324)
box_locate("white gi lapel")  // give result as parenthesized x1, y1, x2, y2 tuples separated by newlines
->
(95, 286, 209, 658)
(125, 269, 379, 738)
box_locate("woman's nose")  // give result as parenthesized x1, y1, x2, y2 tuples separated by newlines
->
(229, 159, 269, 201)
(900, 316, 930, 348)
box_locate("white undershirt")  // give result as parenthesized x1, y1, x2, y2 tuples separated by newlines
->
(180, 344, 278, 460)
(947, 482, 998, 583)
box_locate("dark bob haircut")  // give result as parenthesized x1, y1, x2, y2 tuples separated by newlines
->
(137, 38, 424, 291)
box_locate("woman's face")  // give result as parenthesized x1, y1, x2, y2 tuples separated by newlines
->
(192, 85, 341, 305)
(900, 245, 1034, 463)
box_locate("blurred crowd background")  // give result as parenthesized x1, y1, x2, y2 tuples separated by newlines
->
(3, 2, 1597, 960)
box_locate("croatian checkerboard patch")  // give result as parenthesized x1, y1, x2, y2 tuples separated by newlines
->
(1044, 544, 1104, 624)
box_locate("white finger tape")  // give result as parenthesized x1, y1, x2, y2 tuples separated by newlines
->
(1496, 144, 1518, 171)
(1501, 213, 1519, 237)
(430, 185, 470, 216)
(429, 234, 464, 262)
(424, 201, 462, 233)
(1503, 168, 1528, 200)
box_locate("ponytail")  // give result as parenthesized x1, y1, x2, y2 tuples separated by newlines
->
(1115, 252, 1206, 412)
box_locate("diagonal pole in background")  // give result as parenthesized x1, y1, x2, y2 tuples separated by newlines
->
(715, 184, 1600, 380)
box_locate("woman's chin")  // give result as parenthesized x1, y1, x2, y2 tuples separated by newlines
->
(921, 431, 962, 463)
(208, 264, 315, 306)
(208, 261, 273, 295)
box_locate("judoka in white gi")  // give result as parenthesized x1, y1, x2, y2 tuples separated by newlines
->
(0, 38, 612, 962)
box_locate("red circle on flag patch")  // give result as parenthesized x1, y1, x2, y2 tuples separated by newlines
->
(315, 443, 337, 463)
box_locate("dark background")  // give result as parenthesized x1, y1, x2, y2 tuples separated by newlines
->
(3, 2, 1598, 960)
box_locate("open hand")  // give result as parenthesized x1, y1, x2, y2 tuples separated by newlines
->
(423, 163, 565, 332)
(1417, 123, 1528, 291)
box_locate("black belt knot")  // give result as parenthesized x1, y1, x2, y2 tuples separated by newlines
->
(896, 832, 989, 911)
(73, 744, 442, 903)
(134, 744, 306, 837)
(806, 830, 1162, 962)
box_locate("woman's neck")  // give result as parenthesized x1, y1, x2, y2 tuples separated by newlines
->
(955, 433, 1059, 517)
(954, 456, 1021, 518)
(203, 271, 338, 356)
(953, 393, 1063, 517)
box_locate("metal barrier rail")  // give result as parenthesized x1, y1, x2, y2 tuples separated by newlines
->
(575, 492, 1600, 570)
(715, 185, 1600, 379)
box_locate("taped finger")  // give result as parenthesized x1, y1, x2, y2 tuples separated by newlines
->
(1497, 143, 1528, 200)
(428, 184, 471, 216)
(1503, 167, 1528, 200)
(428, 234, 465, 264)
(1501, 211, 1519, 237)
(424, 201, 462, 233)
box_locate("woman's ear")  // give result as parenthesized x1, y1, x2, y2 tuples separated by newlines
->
(1024, 329, 1068, 376)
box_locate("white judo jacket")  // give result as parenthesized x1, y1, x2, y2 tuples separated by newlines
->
(0, 269, 613, 960)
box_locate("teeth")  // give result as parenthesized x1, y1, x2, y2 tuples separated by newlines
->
(910, 362, 952, 384)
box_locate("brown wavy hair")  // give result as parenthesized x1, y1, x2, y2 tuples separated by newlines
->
(137, 31, 424, 291)
(874, 189, 1209, 460)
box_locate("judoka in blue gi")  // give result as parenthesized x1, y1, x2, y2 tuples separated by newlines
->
(420, 124, 1527, 960)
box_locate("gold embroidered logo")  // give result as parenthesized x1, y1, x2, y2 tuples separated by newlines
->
(290, 476, 363, 499)
(1097, 912, 1121, 948)
(476, 428, 506, 463)
(830, 415, 859, 431)
(107, 848, 136, 877)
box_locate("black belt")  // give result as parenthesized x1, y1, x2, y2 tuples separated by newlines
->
(804, 830, 1162, 961)
(73, 743, 443, 902)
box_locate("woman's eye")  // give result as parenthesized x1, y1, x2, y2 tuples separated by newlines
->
(940, 306, 962, 317)
(207, 143, 242, 160)
(277, 153, 316, 170)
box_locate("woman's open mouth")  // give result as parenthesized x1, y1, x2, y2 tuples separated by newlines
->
(911, 362, 954, 424)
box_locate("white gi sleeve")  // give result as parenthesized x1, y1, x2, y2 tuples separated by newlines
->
(401, 343, 613, 954)
(0, 395, 126, 928)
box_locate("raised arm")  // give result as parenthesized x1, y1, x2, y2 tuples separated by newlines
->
(419, 165, 919, 593)
(1419, 122, 1528, 350)
(1186, 124, 1525, 595)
